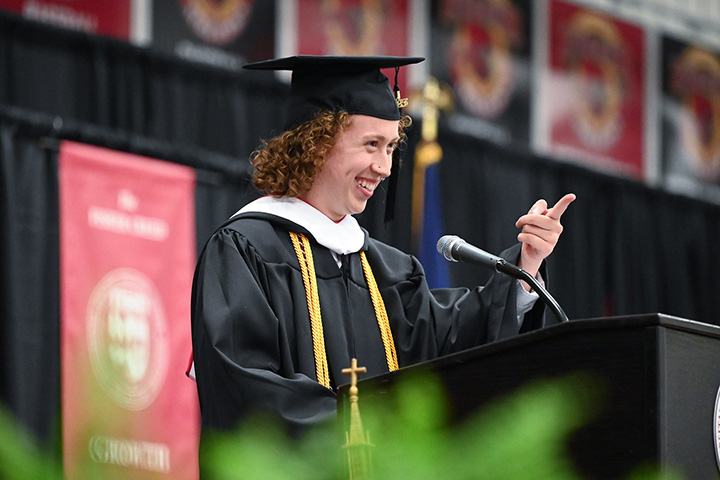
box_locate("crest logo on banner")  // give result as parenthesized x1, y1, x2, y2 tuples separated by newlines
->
(670, 47, 720, 181)
(563, 12, 625, 151)
(86, 268, 170, 411)
(444, 0, 522, 119)
(181, 0, 254, 45)
(297, 0, 409, 57)
(320, 0, 384, 55)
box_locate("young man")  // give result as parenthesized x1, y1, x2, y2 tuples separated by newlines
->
(191, 55, 575, 436)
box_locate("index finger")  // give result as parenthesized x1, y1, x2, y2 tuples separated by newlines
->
(546, 193, 576, 220)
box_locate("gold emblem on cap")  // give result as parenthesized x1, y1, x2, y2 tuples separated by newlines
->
(396, 90, 409, 108)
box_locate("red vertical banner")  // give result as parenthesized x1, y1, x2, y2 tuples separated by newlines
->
(545, 0, 646, 178)
(59, 141, 199, 480)
(0, 0, 132, 40)
(295, 0, 411, 90)
(296, 0, 409, 56)
(662, 35, 720, 188)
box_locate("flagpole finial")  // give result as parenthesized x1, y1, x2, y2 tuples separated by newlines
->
(411, 77, 454, 246)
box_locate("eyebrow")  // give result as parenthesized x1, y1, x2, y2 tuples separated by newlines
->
(361, 133, 400, 143)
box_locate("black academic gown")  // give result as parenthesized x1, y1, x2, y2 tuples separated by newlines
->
(191, 212, 549, 436)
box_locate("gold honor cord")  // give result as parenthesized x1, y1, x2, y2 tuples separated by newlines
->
(290, 232, 331, 389)
(290, 232, 399, 388)
(359, 251, 398, 372)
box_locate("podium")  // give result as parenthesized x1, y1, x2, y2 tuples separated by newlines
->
(338, 314, 720, 480)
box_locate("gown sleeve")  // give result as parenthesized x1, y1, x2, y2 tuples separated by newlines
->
(191, 227, 336, 435)
(370, 242, 549, 366)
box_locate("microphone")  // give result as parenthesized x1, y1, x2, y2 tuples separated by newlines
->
(436, 235, 522, 276)
(436, 235, 569, 323)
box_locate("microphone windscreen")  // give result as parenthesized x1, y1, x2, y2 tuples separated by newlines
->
(436, 235, 461, 262)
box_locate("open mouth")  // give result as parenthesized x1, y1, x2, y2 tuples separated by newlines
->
(357, 178, 379, 193)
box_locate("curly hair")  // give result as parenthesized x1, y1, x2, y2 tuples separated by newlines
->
(251, 111, 412, 197)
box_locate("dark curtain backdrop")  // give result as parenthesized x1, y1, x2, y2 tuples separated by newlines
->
(0, 11, 285, 158)
(1, 12, 719, 454)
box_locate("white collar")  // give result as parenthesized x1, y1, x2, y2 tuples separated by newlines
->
(234, 196, 365, 255)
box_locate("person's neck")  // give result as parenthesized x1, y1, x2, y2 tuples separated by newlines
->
(297, 196, 346, 223)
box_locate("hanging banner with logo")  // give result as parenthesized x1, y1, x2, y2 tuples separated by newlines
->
(661, 35, 720, 192)
(544, 0, 646, 179)
(431, 0, 533, 145)
(296, 0, 408, 56)
(150, 0, 275, 70)
(59, 141, 198, 480)
(0, 0, 131, 39)
(295, 0, 412, 90)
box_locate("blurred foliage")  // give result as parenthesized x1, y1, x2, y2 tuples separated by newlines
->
(0, 407, 62, 480)
(0, 373, 684, 480)
(201, 372, 683, 480)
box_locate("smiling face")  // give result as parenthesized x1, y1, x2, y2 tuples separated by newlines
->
(303, 114, 400, 221)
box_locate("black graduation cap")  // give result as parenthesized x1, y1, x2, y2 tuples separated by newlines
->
(244, 55, 425, 222)
(243, 55, 425, 130)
